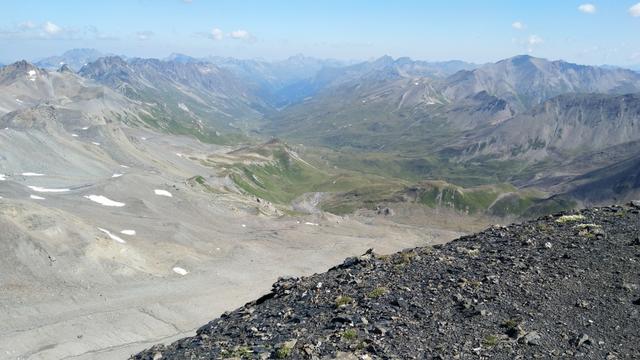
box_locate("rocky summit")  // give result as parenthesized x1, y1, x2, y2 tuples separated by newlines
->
(133, 203, 640, 359)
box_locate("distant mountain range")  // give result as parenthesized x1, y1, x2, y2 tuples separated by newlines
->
(440, 55, 640, 111)
(34, 48, 106, 71)
(8, 50, 640, 211)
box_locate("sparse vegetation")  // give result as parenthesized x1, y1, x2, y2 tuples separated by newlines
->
(335, 295, 354, 307)
(395, 251, 416, 265)
(367, 287, 387, 298)
(483, 334, 499, 347)
(556, 214, 586, 223)
(341, 329, 358, 341)
(275, 345, 292, 359)
(501, 318, 521, 330)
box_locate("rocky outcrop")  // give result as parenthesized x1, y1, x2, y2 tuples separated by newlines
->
(133, 203, 640, 359)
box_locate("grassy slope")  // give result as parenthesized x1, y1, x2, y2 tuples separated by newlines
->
(197, 141, 552, 219)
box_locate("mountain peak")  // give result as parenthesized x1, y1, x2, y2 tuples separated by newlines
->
(10, 60, 38, 70)
(61, 48, 103, 58)
(92, 56, 128, 67)
(165, 53, 197, 63)
(373, 55, 394, 65)
(58, 64, 73, 73)
(498, 54, 546, 65)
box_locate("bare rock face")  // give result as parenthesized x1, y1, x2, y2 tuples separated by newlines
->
(132, 204, 640, 359)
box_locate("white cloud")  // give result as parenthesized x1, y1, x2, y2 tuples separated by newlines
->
(211, 27, 223, 40)
(230, 29, 251, 40)
(136, 31, 154, 40)
(19, 21, 36, 30)
(42, 21, 62, 35)
(578, 4, 596, 14)
(512, 21, 525, 30)
(630, 3, 640, 17)
(528, 34, 543, 45)
(0, 21, 114, 40)
(526, 35, 544, 53)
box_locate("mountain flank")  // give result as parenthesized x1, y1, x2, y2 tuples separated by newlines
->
(133, 202, 640, 359)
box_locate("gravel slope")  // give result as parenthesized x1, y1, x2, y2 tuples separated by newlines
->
(133, 203, 640, 359)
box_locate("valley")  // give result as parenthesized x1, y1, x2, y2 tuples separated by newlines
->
(1, 48, 640, 359)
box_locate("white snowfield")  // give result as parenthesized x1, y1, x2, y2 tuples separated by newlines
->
(0, 174, 5, 181)
(22, 172, 45, 177)
(97, 228, 126, 244)
(71, 134, 79, 137)
(120, 230, 136, 236)
(83, 195, 126, 207)
(172, 267, 189, 276)
(112, 173, 123, 178)
(154, 189, 173, 197)
(30, 195, 45, 200)
(27, 186, 70, 193)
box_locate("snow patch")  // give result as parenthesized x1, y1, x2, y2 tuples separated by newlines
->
(176, 153, 183, 158)
(0, 174, 5, 181)
(82, 126, 89, 130)
(120, 165, 130, 168)
(15, 98, 23, 104)
(30, 195, 45, 200)
(154, 189, 172, 197)
(91, 142, 101, 146)
(22, 172, 45, 177)
(305, 222, 319, 226)
(28, 186, 70, 193)
(83, 195, 125, 207)
(97, 227, 126, 244)
(178, 103, 190, 112)
(120, 230, 136, 236)
(71, 134, 79, 137)
(173, 267, 188, 276)
(112, 173, 123, 178)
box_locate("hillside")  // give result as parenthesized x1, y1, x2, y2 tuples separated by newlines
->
(132, 203, 640, 359)
(79, 56, 270, 140)
(455, 93, 640, 162)
(440, 55, 640, 111)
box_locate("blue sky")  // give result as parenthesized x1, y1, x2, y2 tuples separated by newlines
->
(1, 0, 640, 65)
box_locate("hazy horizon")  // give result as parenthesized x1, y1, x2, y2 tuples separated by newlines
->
(2, 0, 640, 66)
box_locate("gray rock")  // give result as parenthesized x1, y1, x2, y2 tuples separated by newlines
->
(520, 331, 541, 346)
(576, 334, 592, 348)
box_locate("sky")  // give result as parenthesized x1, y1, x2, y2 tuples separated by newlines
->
(1, 0, 640, 66)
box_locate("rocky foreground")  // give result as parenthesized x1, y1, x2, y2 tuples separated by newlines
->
(133, 204, 640, 359)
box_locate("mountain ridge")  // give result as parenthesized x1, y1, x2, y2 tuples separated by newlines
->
(132, 203, 640, 359)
